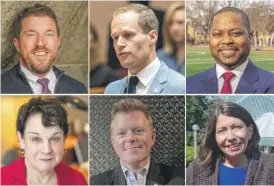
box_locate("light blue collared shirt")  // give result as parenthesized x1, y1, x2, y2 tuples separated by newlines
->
(120, 159, 150, 186)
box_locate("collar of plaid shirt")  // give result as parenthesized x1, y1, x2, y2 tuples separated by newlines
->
(120, 159, 150, 185)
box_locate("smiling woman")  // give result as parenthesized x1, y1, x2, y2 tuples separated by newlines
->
(0, 98, 87, 185)
(186, 102, 274, 185)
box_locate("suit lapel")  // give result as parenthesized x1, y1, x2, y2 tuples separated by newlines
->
(201, 66, 218, 93)
(10, 158, 28, 185)
(245, 152, 260, 185)
(117, 77, 128, 94)
(147, 63, 167, 94)
(236, 61, 258, 93)
(112, 166, 127, 185)
(146, 163, 165, 185)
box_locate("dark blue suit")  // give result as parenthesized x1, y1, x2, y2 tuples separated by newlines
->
(186, 60, 274, 94)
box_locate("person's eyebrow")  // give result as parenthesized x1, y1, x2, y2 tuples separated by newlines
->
(45, 29, 55, 32)
(28, 132, 62, 136)
(23, 30, 36, 33)
(51, 132, 62, 136)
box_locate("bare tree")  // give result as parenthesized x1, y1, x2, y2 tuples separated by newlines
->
(187, 0, 255, 44)
(218, 0, 250, 9)
(187, 1, 219, 43)
(245, 1, 274, 48)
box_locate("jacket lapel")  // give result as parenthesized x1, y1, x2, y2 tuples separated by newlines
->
(146, 163, 165, 185)
(10, 158, 28, 185)
(112, 166, 127, 185)
(119, 77, 128, 94)
(147, 63, 167, 94)
(201, 66, 218, 93)
(52, 66, 64, 93)
(236, 61, 258, 93)
(245, 152, 260, 185)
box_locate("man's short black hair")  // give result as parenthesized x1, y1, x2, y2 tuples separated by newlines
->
(209, 7, 250, 33)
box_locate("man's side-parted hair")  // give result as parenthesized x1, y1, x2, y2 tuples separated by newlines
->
(110, 98, 153, 128)
(208, 7, 251, 33)
(16, 97, 68, 137)
(12, 3, 60, 39)
(113, 3, 159, 34)
(199, 102, 260, 171)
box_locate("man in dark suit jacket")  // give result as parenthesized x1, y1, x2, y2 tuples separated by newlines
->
(91, 163, 183, 185)
(1, 4, 87, 94)
(90, 99, 184, 185)
(187, 7, 274, 94)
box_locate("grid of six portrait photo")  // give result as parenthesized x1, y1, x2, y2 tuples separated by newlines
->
(1, 0, 274, 185)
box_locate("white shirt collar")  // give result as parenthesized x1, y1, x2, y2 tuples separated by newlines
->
(216, 58, 249, 79)
(20, 64, 55, 82)
(128, 57, 161, 87)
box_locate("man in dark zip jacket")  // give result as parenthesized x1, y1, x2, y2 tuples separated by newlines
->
(1, 4, 87, 94)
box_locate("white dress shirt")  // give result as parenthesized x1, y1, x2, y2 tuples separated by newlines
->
(121, 159, 150, 186)
(127, 57, 161, 94)
(216, 59, 249, 94)
(20, 65, 57, 94)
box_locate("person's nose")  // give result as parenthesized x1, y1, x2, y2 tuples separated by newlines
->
(172, 23, 180, 31)
(116, 36, 126, 48)
(221, 33, 233, 45)
(36, 34, 46, 47)
(226, 129, 236, 141)
(125, 131, 137, 143)
(41, 141, 52, 154)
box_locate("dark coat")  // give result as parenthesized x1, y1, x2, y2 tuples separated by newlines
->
(1, 64, 87, 94)
(90, 163, 185, 185)
(186, 152, 274, 185)
(186, 60, 274, 94)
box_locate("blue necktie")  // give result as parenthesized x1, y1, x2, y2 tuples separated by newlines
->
(127, 76, 139, 94)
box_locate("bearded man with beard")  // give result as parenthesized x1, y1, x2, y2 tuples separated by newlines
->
(1, 4, 87, 94)
(186, 7, 274, 94)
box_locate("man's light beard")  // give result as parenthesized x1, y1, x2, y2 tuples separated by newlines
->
(20, 54, 56, 75)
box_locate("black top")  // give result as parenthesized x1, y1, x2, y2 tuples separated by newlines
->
(1, 64, 87, 94)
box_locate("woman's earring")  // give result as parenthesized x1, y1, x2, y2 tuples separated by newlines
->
(19, 149, 25, 157)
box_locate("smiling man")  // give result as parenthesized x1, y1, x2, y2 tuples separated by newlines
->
(186, 7, 274, 94)
(90, 99, 184, 185)
(105, 3, 185, 94)
(1, 4, 87, 94)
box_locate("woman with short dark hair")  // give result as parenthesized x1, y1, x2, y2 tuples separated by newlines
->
(1, 98, 87, 185)
(186, 102, 274, 185)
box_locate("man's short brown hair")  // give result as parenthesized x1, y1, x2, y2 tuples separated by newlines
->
(113, 3, 159, 34)
(12, 3, 60, 39)
(111, 98, 153, 128)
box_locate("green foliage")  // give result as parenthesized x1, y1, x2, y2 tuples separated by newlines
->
(186, 96, 214, 132)
(186, 131, 204, 146)
(186, 145, 200, 167)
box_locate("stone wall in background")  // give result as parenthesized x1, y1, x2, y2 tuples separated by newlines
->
(1, 1, 88, 87)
